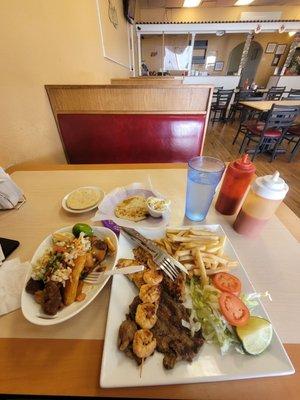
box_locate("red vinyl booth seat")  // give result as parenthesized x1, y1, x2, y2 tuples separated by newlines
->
(57, 113, 206, 164)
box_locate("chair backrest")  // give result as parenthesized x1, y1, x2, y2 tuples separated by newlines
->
(238, 89, 257, 101)
(215, 89, 234, 107)
(266, 86, 286, 101)
(287, 88, 300, 100)
(45, 84, 214, 164)
(264, 104, 299, 135)
(213, 86, 223, 92)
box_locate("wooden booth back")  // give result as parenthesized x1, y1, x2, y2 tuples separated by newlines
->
(45, 84, 213, 164)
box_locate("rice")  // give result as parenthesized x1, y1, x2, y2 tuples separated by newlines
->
(51, 265, 72, 286)
(31, 249, 52, 280)
(31, 232, 92, 283)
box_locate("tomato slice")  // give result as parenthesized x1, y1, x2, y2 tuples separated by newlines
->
(219, 292, 250, 327)
(53, 245, 67, 253)
(212, 272, 241, 296)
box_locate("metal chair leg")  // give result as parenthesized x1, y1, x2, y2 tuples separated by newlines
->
(212, 110, 216, 125)
(251, 138, 263, 161)
(289, 138, 300, 162)
(239, 134, 249, 154)
(233, 124, 242, 145)
(270, 138, 280, 162)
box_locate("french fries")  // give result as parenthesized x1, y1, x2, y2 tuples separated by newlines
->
(154, 227, 238, 283)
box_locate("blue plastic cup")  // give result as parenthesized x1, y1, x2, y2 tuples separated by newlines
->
(185, 156, 225, 221)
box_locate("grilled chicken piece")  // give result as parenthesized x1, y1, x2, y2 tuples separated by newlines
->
(117, 258, 145, 288)
(91, 239, 107, 262)
(118, 319, 138, 351)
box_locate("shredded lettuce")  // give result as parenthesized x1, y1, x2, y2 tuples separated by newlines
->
(188, 279, 239, 355)
(241, 291, 272, 311)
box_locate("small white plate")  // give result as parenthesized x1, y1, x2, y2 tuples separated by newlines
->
(62, 186, 104, 214)
(21, 225, 118, 326)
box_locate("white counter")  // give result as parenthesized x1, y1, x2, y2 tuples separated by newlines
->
(184, 75, 240, 89)
(266, 75, 300, 92)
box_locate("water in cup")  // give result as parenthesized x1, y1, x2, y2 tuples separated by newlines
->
(185, 156, 225, 221)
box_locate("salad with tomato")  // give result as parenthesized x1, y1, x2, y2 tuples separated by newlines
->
(188, 272, 273, 355)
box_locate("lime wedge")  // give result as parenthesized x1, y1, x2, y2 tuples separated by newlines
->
(72, 223, 93, 238)
(236, 316, 273, 355)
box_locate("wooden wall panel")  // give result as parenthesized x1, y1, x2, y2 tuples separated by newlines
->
(45, 85, 213, 115)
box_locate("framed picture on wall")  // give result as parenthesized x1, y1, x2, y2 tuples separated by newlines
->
(265, 42, 277, 54)
(214, 61, 224, 71)
(96, 0, 130, 69)
(271, 54, 281, 66)
(276, 44, 287, 55)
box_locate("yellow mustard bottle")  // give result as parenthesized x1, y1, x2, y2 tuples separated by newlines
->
(233, 171, 289, 238)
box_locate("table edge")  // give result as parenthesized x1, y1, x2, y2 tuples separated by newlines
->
(6, 163, 187, 174)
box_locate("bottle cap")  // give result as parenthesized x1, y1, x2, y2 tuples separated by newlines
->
(232, 154, 256, 172)
(252, 171, 289, 200)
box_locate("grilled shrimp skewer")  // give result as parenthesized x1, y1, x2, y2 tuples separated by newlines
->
(133, 329, 157, 358)
(139, 283, 161, 303)
(143, 269, 163, 285)
(135, 303, 157, 329)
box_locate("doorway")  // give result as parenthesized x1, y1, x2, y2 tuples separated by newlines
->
(227, 41, 263, 86)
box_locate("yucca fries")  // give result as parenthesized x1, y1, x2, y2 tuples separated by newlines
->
(154, 227, 238, 282)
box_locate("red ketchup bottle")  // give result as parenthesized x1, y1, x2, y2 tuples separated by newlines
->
(215, 154, 255, 215)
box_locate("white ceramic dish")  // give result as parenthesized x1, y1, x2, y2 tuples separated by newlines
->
(100, 225, 294, 388)
(62, 186, 104, 214)
(146, 196, 171, 218)
(21, 225, 118, 326)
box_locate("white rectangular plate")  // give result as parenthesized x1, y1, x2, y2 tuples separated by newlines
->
(100, 225, 294, 388)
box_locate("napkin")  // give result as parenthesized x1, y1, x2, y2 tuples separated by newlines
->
(0, 258, 30, 316)
(0, 167, 24, 209)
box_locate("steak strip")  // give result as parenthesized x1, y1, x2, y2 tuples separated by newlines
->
(120, 292, 204, 369)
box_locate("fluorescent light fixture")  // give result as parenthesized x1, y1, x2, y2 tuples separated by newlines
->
(289, 31, 296, 37)
(183, 0, 202, 7)
(235, 0, 254, 5)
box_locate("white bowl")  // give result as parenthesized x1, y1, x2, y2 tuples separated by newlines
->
(146, 196, 171, 218)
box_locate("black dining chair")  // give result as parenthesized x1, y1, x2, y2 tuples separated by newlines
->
(212, 86, 223, 105)
(238, 104, 299, 162)
(287, 89, 300, 100)
(211, 89, 234, 124)
(228, 89, 258, 122)
(281, 124, 300, 162)
(266, 86, 286, 101)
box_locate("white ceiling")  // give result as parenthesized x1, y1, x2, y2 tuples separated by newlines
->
(138, 0, 300, 8)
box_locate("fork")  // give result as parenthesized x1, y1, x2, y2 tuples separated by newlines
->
(83, 264, 145, 284)
(153, 251, 179, 281)
(120, 227, 187, 282)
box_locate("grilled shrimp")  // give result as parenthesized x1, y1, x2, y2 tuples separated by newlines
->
(139, 283, 161, 303)
(135, 302, 157, 329)
(133, 329, 157, 358)
(143, 268, 163, 285)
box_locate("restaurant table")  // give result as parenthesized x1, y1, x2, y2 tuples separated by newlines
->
(1, 163, 300, 400)
(239, 99, 300, 113)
